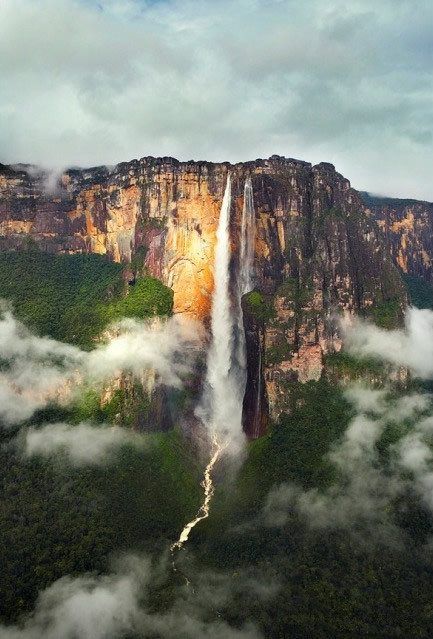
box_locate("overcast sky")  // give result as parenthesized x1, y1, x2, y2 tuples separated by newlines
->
(1, 0, 432, 199)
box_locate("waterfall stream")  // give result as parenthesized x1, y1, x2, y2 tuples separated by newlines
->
(171, 175, 256, 558)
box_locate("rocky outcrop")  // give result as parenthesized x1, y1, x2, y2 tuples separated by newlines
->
(0, 157, 409, 433)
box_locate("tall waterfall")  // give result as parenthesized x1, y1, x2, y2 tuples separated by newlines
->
(239, 177, 256, 296)
(205, 174, 244, 446)
(171, 175, 255, 558)
(170, 175, 237, 559)
(235, 176, 256, 380)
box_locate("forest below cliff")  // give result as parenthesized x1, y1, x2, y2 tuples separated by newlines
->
(2, 250, 433, 638)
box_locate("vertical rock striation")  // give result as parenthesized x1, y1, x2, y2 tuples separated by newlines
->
(0, 156, 410, 433)
(362, 192, 433, 282)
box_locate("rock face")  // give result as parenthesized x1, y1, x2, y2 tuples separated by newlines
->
(0, 157, 409, 434)
(362, 193, 433, 282)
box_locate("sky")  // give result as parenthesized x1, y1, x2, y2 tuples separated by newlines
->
(0, 0, 432, 199)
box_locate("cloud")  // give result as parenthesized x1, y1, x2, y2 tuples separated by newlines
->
(84, 317, 198, 386)
(0, 310, 200, 426)
(344, 307, 433, 378)
(0, 0, 432, 198)
(0, 554, 265, 639)
(21, 421, 136, 464)
(0, 556, 147, 639)
(263, 382, 433, 539)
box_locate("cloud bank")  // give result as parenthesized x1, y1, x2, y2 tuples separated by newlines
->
(344, 307, 433, 378)
(263, 382, 433, 540)
(0, 554, 266, 639)
(21, 422, 136, 464)
(0, 311, 199, 426)
(0, 0, 432, 199)
(262, 309, 433, 537)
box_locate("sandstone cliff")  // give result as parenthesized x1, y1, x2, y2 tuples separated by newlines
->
(362, 192, 433, 282)
(0, 157, 410, 434)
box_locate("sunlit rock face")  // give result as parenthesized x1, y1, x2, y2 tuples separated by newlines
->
(0, 156, 409, 434)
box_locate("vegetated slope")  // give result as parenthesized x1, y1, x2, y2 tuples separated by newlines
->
(0, 249, 172, 348)
(0, 250, 198, 623)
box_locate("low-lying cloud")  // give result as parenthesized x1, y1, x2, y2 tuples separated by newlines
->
(21, 422, 136, 465)
(0, 310, 200, 426)
(344, 307, 433, 378)
(0, 553, 267, 639)
(263, 382, 433, 540)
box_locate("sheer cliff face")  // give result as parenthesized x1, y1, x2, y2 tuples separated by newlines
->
(0, 157, 407, 434)
(364, 197, 433, 282)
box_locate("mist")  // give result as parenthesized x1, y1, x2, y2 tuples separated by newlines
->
(257, 307, 433, 538)
(21, 422, 138, 465)
(0, 310, 201, 427)
(0, 553, 268, 639)
(344, 307, 433, 378)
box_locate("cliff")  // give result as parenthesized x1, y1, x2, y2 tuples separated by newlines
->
(0, 157, 410, 434)
(362, 192, 433, 282)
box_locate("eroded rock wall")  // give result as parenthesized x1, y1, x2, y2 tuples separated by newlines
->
(362, 194, 433, 282)
(0, 157, 409, 433)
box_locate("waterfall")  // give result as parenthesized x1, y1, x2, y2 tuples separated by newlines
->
(254, 337, 262, 439)
(171, 175, 256, 559)
(171, 174, 239, 558)
(234, 177, 257, 437)
(239, 177, 256, 296)
(205, 174, 244, 447)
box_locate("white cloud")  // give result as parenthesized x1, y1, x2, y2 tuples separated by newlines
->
(0, 311, 200, 426)
(0, 0, 432, 198)
(0, 554, 265, 639)
(344, 307, 433, 378)
(263, 382, 433, 537)
(22, 422, 136, 464)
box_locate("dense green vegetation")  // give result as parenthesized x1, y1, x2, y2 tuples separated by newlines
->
(3, 374, 433, 636)
(190, 379, 433, 638)
(0, 427, 201, 622)
(0, 249, 195, 622)
(0, 249, 172, 348)
(324, 350, 383, 378)
(277, 275, 314, 309)
(369, 296, 402, 329)
(404, 273, 433, 310)
(2, 251, 433, 636)
(71, 384, 151, 426)
(237, 380, 353, 511)
(107, 276, 173, 322)
(244, 290, 276, 323)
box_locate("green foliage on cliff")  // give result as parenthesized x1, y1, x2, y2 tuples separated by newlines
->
(277, 276, 314, 308)
(404, 273, 433, 309)
(369, 297, 401, 329)
(106, 277, 173, 322)
(0, 250, 173, 348)
(324, 351, 383, 377)
(265, 340, 293, 365)
(0, 250, 123, 347)
(72, 384, 151, 427)
(244, 290, 275, 323)
(238, 380, 353, 510)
